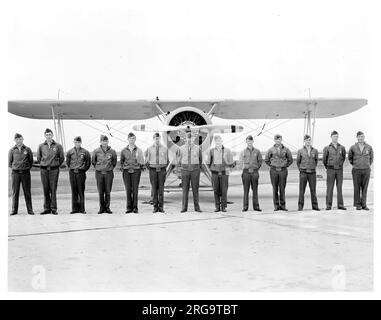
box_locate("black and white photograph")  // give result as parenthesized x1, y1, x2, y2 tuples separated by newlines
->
(2, 0, 381, 302)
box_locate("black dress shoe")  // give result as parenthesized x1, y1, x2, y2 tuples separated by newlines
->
(298, 207, 303, 211)
(98, 211, 104, 214)
(274, 207, 281, 211)
(195, 209, 202, 213)
(10, 212, 18, 216)
(159, 210, 165, 213)
(254, 208, 262, 212)
(153, 208, 159, 213)
(106, 210, 113, 214)
(242, 208, 248, 212)
(221, 208, 227, 213)
(52, 211, 58, 215)
(362, 207, 370, 211)
(181, 209, 187, 213)
(356, 207, 362, 210)
(338, 207, 347, 210)
(281, 208, 288, 211)
(80, 211, 87, 214)
(28, 212, 35, 215)
(214, 208, 221, 213)
(133, 209, 139, 214)
(125, 210, 132, 214)
(40, 210, 51, 215)
(313, 208, 320, 211)
(70, 211, 79, 214)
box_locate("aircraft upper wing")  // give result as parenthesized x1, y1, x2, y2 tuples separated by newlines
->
(8, 98, 367, 120)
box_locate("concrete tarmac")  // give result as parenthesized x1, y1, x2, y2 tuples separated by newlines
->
(8, 173, 373, 292)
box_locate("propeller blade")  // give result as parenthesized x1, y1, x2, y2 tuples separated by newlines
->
(198, 125, 244, 134)
(133, 124, 244, 133)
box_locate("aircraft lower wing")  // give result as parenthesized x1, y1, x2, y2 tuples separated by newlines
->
(8, 98, 367, 120)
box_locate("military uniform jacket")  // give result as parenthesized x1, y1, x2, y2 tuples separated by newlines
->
(8, 144, 34, 171)
(145, 144, 169, 169)
(239, 147, 263, 171)
(296, 146, 319, 172)
(92, 146, 117, 172)
(37, 140, 65, 168)
(348, 143, 374, 169)
(265, 144, 293, 169)
(208, 146, 234, 174)
(66, 147, 91, 171)
(120, 145, 145, 171)
(177, 143, 202, 171)
(323, 143, 346, 169)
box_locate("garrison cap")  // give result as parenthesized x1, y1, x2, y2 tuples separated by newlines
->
(331, 130, 339, 136)
(128, 132, 136, 138)
(357, 131, 365, 137)
(14, 133, 23, 139)
(246, 135, 254, 141)
(74, 136, 82, 142)
(304, 134, 311, 141)
(153, 132, 160, 138)
(44, 128, 53, 134)
(100, 135, 109, 142)
(274, 134, 282, 140)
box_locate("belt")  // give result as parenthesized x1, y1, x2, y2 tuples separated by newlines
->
(271, 166, 287, 172)
(97, 170, 112, 175)
(212, 171, 227, 176)
(40, 166, 59, 170)
(124, 168, 141, 174)
(150, 167, 166, 172)
(12, 169, 30, 174)
(327, 166, 343, 170)
(300, 169, 316, 174)
(70, 169, 85, 173)
(243, 168, 258, 174)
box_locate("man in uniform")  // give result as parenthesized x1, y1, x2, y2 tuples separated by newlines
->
(296, 135, 320, 211)
(348, 131, 373, 211)
(66, 136, 91, 214)
(177, 133, 203, 213)
(8, 133, 34, 215)
(145, 133, 169, 213)
(207, 135, 235, 213)
(37, 128, 65, 215)
(92, 135, 117, 214)
(120, 133, 145, 214)
(265, 134, 293, 211)
(239, 135, 263, 212)
(323, 131, 347, 210)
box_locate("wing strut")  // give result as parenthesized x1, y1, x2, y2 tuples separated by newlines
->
(51, 106, 67, 152)
(303, 102, 317, 144)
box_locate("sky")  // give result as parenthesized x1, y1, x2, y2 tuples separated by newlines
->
(7, 0, 377, 153)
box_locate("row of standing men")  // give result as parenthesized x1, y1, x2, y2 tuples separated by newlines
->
(9, 129, 373, 215)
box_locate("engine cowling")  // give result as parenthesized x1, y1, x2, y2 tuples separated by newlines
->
(165, 107, 212, 148)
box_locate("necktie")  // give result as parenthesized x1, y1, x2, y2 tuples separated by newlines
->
(156, 145, 160, 166)
(188, 144, 192, 165)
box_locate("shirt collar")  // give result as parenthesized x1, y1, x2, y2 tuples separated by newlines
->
(14, 144, 25, 150)
(127, 145, 137, 151)
(100, 146, 111, 152)
(274, 144, 284, 149)
(330, 142, 341, 148)
(45, 140, 56, 146)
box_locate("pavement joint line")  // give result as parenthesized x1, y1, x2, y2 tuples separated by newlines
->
(8, 215, 236, 238)
(222, 213, 373, 242)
